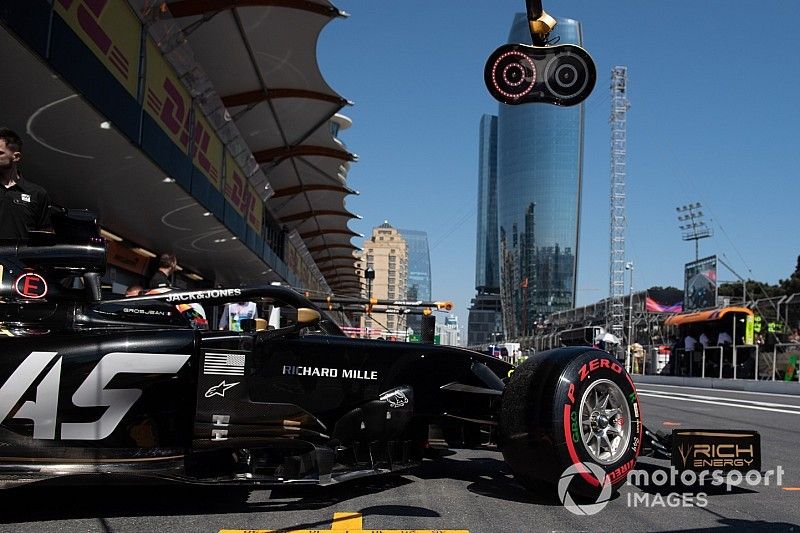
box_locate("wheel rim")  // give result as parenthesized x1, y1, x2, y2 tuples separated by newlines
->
(578, 378, 632, 465)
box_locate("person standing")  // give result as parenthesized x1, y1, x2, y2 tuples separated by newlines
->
(219, 301, 258, 331)
(681, 334, 697, 376)
(699, 332, 710, 348)
(149, 253, 178, 289)
(0, 128, 52, 239)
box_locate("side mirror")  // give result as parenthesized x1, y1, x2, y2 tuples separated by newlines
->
(297, 308, 321, 326)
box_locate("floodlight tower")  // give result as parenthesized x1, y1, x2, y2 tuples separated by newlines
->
(676, 203, 713, 261)
(608, 67, 630, 342)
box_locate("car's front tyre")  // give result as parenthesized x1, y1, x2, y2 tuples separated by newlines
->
(499, 347, 642, 497)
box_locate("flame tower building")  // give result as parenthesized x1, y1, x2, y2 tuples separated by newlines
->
(497, 14, 585, 338)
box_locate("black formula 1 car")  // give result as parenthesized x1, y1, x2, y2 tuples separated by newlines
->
(0, 211, 756, 496)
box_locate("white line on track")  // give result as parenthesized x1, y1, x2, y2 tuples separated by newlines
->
(637, 389, 800, 409)
(637, 392, 800, 416)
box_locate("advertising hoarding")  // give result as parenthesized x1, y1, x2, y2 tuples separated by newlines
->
(684, 255, 717, 312)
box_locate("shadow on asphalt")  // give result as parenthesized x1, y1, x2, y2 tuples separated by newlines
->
(0, 474, 416, 523)
(0, 448, 642, 523)
(410, 449, 624, 507)
(659, 518, 800, 532)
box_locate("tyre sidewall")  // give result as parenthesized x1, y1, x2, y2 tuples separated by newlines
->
(553, 351, 642, 494)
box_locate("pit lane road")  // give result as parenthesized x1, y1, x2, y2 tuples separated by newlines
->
(0, 383, 797, 532)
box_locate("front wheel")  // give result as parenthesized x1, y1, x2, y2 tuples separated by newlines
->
(499, 347, 642, 497)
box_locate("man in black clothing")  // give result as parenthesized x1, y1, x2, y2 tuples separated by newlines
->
(0, 128, 52, 240)
(149, 253, 177, 289)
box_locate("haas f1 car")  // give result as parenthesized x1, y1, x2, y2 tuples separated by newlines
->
(0, 211, 758, 496)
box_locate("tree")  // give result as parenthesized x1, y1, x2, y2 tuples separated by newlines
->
(716, 255, 800, 300)
(718, 280, 780, 300)
(777, 255, 800, 296)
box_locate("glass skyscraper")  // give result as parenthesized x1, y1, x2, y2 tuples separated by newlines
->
(497, 14, 584, 338)
(475, 115, 500, 292)
(469, 115, 504, 346)
(398, 229, 431, 333)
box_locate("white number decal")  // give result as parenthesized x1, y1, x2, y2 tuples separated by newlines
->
(0, 351, 190, 441)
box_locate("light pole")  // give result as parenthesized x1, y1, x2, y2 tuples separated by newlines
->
(625, 262, 634, 373)
(365, 266, 375, 303)
(364, 266, 375, 338)
(676, 203, 713, 262)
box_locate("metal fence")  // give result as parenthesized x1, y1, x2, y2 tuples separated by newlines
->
(500, 291, 800, 384)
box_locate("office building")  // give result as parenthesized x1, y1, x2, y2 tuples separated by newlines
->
(398, 229, 432, 333)
(360, 222, 408, 338)
(469, 114, 504, 346)
(497, 14, 586, 338)
(437, 315, 461, 347)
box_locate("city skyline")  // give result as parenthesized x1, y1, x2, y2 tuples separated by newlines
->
(318, 1, 800, 335)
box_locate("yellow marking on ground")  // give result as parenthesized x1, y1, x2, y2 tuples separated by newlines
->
(219, 511, 469, 533)
(783, 487, 800, 491)
(331, 512, 364, 530)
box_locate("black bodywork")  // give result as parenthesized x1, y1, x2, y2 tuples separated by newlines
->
(0, 212, 512, 488)
(2, 212, 752, 494)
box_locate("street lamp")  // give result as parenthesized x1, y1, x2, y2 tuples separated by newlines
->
(365, 266, 375, 303)
(364, 266, 375, 339)
(625, 262, 634, 373)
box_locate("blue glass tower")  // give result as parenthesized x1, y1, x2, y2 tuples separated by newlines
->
(475, 115, 500, 292)
(398, 229, 432, 333)
(497, 14, 584, 338)
(469, 115, 504, 346)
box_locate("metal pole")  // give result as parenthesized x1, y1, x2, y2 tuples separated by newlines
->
(702, 347, 706, 378)
(642, 347, 647, 375)
(626, 263, 634, 373)
(733, 317, 737, 380)
(754, 345, 759, 381)
(772, 347, 777, 381)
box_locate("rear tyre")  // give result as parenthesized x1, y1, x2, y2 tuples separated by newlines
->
(499, 347, 642, 497)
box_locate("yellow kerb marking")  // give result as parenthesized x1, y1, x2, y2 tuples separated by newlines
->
(219, 511, 470, 533)
(332, 512, 364, 530)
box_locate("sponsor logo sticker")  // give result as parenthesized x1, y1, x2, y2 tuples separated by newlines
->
(205, 380, 239, 398)
(380, 390, 409, 408)
(14, 272, 47, 299)
(166, 288, 241, 302)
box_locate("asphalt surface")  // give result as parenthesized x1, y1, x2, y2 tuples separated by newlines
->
(1, 383, 798, 532)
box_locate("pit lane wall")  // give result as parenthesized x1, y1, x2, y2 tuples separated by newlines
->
(633, 374, 800, 396)
(0, 0, 331, 296)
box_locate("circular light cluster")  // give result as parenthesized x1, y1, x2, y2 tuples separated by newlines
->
(490, 50, 536, 100)
(544, 52, 590, 100)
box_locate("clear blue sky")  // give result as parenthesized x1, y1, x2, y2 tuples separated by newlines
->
(317, 1, 800, 331)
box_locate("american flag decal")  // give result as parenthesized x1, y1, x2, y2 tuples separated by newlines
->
(203, 352, 246, 376)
